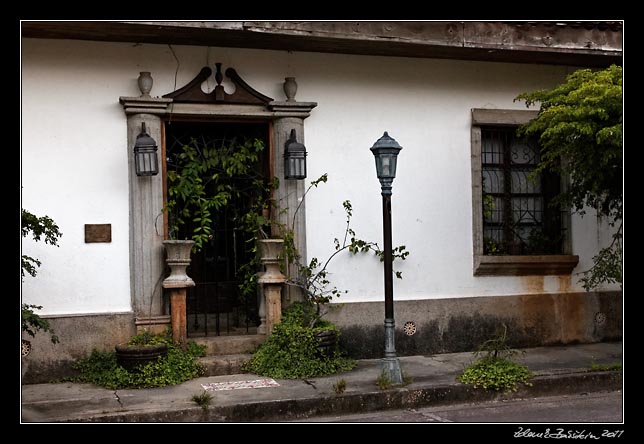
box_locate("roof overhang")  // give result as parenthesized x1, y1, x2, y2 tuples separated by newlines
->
(21, 21, 622, 67)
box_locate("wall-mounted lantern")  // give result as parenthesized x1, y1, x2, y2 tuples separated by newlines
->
(284, 129, 307, 180)
(134, 122, 159, 176)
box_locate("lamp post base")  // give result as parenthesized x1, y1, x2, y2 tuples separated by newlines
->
(381, 357, 403, 386)
(383, 317, 403, 385)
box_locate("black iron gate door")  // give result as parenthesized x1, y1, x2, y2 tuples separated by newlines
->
(164, 121, 270, 337)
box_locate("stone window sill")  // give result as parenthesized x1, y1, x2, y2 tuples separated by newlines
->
(474, 255, 579, 276)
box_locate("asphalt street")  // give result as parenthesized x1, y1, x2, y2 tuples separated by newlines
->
(296, 390, 623, 423)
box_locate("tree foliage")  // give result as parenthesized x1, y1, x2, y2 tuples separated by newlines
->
(21, 209, 63, 344)
(515, 65, 623, 290)
(21, 209, 62, 278)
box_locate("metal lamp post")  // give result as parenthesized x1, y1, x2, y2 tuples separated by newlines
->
(370, 131, 403, 385)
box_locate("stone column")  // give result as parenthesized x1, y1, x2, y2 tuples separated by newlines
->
(271, 117, 306, 304)
(269, 83, 317, 306)
(119, 94, 172, 332)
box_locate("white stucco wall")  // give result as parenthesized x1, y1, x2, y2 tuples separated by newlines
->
(21, 38, 619, 315)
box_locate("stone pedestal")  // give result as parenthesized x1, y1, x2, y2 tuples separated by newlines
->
(162, 240, 195, 350)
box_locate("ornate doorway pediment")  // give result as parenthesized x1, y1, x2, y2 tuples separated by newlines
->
(163, 63, 273, 105)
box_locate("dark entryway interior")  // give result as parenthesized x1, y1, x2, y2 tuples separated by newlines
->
(164, 120, 270, 336)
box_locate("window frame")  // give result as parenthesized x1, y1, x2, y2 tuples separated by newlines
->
(471, 109, 579, 276)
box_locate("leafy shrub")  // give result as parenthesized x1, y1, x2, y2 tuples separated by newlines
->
(66, 331, 205, 389)
(241, 302, 355, 379)
(458, 356, 532, 392)
(457, 324, 533, 393)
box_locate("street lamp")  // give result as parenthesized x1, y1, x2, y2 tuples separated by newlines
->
(370, 131, 403, 385)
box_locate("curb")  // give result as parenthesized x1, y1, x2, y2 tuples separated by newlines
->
(57, 370, 622, 423)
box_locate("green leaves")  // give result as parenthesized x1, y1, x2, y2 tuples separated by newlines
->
(21, 304, 59, 344)
(66, 331, 206, 389)
(515, 65, 622, 223)
(21, 209, 62, 246)
(458, 357, 533, 392)
(21, 209, 63, 278)
(515, 65, 622, 291)
(242, 303, 356, 379)
(580, 232, 623, 291)
(458, 325, 532, 392)
(21, 209, 63, 344)
(165, 137, 266, 252)
(277, 175, 411, 326)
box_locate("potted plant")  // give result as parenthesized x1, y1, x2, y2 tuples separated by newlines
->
(115, 329, 168, 371)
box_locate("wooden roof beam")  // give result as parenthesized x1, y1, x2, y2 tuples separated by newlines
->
(21, 21, 622, 67)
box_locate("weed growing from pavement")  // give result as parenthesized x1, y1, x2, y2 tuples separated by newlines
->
(589, 361, 622, 372)
(457, 324, 533, 393)
(333, 378, 347, 394)
(376, 370, 393, 390)
(191, 390, 214, 410)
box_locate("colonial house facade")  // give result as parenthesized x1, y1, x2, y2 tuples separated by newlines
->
(21, 21, 622, 382)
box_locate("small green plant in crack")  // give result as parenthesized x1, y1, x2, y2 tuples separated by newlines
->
(333, 378, 347, 395)
(589, 361, 622, 372)
(376, 370, 393, 390)
(457, 324, 533, 393)
(402, 372, 413, 387)
(191, 390, 213, 411)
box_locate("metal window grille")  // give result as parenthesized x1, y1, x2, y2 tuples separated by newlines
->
(481, 127, 564, 255)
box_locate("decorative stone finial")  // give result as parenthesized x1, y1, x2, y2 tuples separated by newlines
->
(137, 71, 153, 97)
(283, 77, 298, 102)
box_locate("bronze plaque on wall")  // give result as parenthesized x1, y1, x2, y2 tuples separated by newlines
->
(84, 224, 112, 243)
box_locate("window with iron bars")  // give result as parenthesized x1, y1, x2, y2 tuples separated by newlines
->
(481, 127, 565, 256)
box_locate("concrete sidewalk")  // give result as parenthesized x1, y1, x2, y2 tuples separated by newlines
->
(21, 341, 622, 423)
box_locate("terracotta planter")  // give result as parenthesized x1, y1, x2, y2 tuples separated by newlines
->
(115, 342, 168, 371)
(162, 240, 195, 288)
